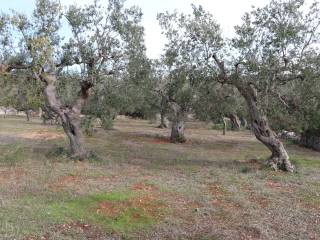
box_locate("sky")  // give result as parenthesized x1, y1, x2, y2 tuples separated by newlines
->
(0, 0, 313, 59)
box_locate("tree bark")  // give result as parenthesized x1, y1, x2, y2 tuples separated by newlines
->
(222, 117, 228, 135)
(171, 118, 186, 143)
(39, 107, 43, 119)
(158, 108, 168, 128)
(229, 113, 241, 131)
(169, 102, 186, 143)
(25, 110, 30, 121)
(236, 84, 294, 172)
(38, 72, 91, 160)
(241, 117, 248, 129)
(3, 107, 7, 118)
(61, 113, 87, 160)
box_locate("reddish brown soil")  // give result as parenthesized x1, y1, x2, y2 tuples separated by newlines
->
(19, 130, 64, 140)
(48, 175, 81, 191)
(132, 182, 159, 191)
(150, 138, 171, 144)
(96, 194, 166, 220)
(0, 168, 26, 183)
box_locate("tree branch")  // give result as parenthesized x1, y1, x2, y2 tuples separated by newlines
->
(212, 53, 228, 83)
(0, 63, 31, 73)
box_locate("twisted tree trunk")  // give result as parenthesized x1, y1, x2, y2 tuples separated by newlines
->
(169, 102, 186, 143)
(39, 72, 91, 160)
(61, 111, 86, 160)
(158, 108, 168, 128)
(229, 113, 241, 131)
(212, 54, 294, 172)
(241, 117, 248, 129)
(157, 96, 168, 128)
(236, 84, 294, 172)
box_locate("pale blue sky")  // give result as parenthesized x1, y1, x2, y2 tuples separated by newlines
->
(0, 0, 314, 58)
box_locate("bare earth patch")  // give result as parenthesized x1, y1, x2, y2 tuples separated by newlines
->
(265, 180, 294, 193)
(48, 175, 81, 192)
(150, 138, 171, 144)
(0, 168, 26, 183)
(96, 194, 166, 220)
(18, 130, 64, 140)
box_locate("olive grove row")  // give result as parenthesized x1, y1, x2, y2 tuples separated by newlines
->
(0, 0, 319, 172)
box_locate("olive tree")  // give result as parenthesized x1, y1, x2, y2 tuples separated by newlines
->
(229, 0, 319, 171)
(152, 58, 198, 143)
(0, 0, 145, 159)
(158, 1, 319, 172)
(157, 12, 209, 143)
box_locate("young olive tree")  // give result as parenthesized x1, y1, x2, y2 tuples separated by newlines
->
(157, 12, 209, 143)
(152, 59, 197, 143)
(158, 1, 319, 172)
(146, 60, 170, 129)
(0, 0, 145, 160)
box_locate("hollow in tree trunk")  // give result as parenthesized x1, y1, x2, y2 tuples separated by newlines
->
(169, 102, 186, 143)
(236, 84, 294, 172)
(60, 110, 87, 160)
(171, 118, 186, 143)
(38, 72, 91, 160)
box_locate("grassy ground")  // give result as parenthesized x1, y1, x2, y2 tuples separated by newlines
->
(0, 116, 319, 240)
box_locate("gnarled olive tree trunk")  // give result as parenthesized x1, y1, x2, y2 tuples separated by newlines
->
(158, 108, 168, 128)
(236, 84, 294, 172)
(39, 73, 91, 160)
(241, 117, 248, 129)
(169, 102, 186, 143)
(229, 113, 241, 131)
(157, 97, 168, 129)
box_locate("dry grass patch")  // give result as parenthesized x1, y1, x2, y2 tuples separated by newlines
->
(0, 117, 320, 239)
(18, 130, 64, 141)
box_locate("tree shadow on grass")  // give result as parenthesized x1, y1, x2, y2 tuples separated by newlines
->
(123, 131, 260, 150)
(123, 155, 266, 173)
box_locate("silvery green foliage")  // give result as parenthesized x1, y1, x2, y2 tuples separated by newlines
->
(232, 0, 319, 90)
(158, 0, 319, 121)
(0, 0, 148, 124)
